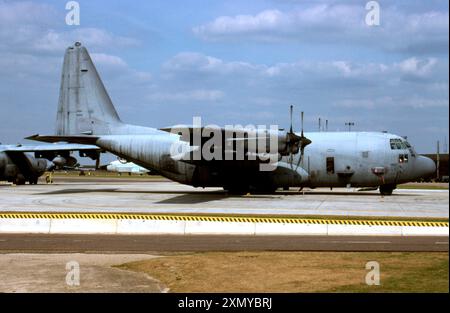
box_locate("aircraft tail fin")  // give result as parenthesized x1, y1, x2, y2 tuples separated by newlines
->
(56, 42, 122, 136)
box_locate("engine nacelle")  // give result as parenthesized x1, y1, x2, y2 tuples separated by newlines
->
(52, 156, 78, 167)
(222, 129, 295, 156)
(241, 129, 296, 156)
(30, 158, 51, 175)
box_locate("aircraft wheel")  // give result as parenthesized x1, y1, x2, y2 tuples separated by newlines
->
(379, 184, 396, 195)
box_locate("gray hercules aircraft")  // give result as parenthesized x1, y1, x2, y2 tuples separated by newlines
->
(0, 143, 100, 184)
(28, 42, 436, 195)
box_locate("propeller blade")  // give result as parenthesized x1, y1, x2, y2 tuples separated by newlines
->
(289, 105, 293, 134)
(301, 111, 304, 137)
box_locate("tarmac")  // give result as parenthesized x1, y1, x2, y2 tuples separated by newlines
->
(0, 178, 448, 218)
(1, 234, 447, 252)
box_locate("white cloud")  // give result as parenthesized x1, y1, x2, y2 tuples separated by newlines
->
(396, 57, 438, 77)
(0, 2, 139, 54)
(406, 97, 448, 108)
(333, 96, 448, 109)
(30, 28, 139, 53)
(163, 52, 428, 84)
(91, 53, 128, 68)
(147, 89, 224, 102)
(193, 5, 449, 54)
(0, 1, 55, 25)
(163, 52, 260, 75)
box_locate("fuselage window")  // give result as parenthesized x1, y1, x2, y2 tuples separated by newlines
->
(326, 157, 335, 174)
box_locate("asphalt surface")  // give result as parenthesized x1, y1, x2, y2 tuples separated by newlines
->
(0, 179, 448, 218)
(0, 234, 447, 252)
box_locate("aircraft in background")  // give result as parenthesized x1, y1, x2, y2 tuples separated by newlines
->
(106, 160, 150, 175)
(29, 42, 436, 195)
(0, 143, 101, 185)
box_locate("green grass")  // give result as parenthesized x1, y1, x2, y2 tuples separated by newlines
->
(329, 253, 449, 292)
(119, 252, 449, 293)
(397, 185, 448, 190)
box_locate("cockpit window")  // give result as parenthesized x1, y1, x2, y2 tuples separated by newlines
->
(390, 138, 403, 149)
(405, 141, 416, 157)
(392, 139, 416, 157)
(390, 138, 412, 151)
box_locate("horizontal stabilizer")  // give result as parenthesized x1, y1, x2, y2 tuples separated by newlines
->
(25, 134, 99, 145)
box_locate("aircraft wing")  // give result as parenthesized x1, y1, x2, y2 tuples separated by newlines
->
(160, 125, 265, 144)
(160, 125, 285, 166)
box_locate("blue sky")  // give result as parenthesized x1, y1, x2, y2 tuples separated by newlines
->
(0, 0, 448, 153)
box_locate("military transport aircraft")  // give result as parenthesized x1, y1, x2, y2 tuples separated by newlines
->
(0, 143, 100, 185)
(28, 42, 436, 195)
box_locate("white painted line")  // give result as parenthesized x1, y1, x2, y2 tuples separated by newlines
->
(346, 241, 391, 244)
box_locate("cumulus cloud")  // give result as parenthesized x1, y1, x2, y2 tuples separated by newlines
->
(157, 51, 448, 140)
(91, 53, 128, 68)
(333, 96, 448, 109)
(162, 51, 442, 87)
(396, 57, 438, 77)
(33, 28, 139, 53)
(0, 1, 139, 54)
(193, 5, 449, 54)
(147, 89, 224, 102)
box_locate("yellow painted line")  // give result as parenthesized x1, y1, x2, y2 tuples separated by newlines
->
(0, 212, 448, 228)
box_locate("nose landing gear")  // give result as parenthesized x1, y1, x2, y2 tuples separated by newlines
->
(379, 184, 396, 195)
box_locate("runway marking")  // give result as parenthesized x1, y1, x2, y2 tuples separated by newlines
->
(0, 212, 448, 228)
(346, 241, 391, 244)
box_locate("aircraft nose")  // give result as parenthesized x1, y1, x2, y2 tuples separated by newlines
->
(416, 155, 436, 180)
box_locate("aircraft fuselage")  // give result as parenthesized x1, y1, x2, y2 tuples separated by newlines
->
(91, 130, 436, 193)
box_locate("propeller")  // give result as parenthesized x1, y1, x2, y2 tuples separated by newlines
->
(295, 111, 312, 170)
(286, 105, 301, 169)
(285, 106, 312, 170)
